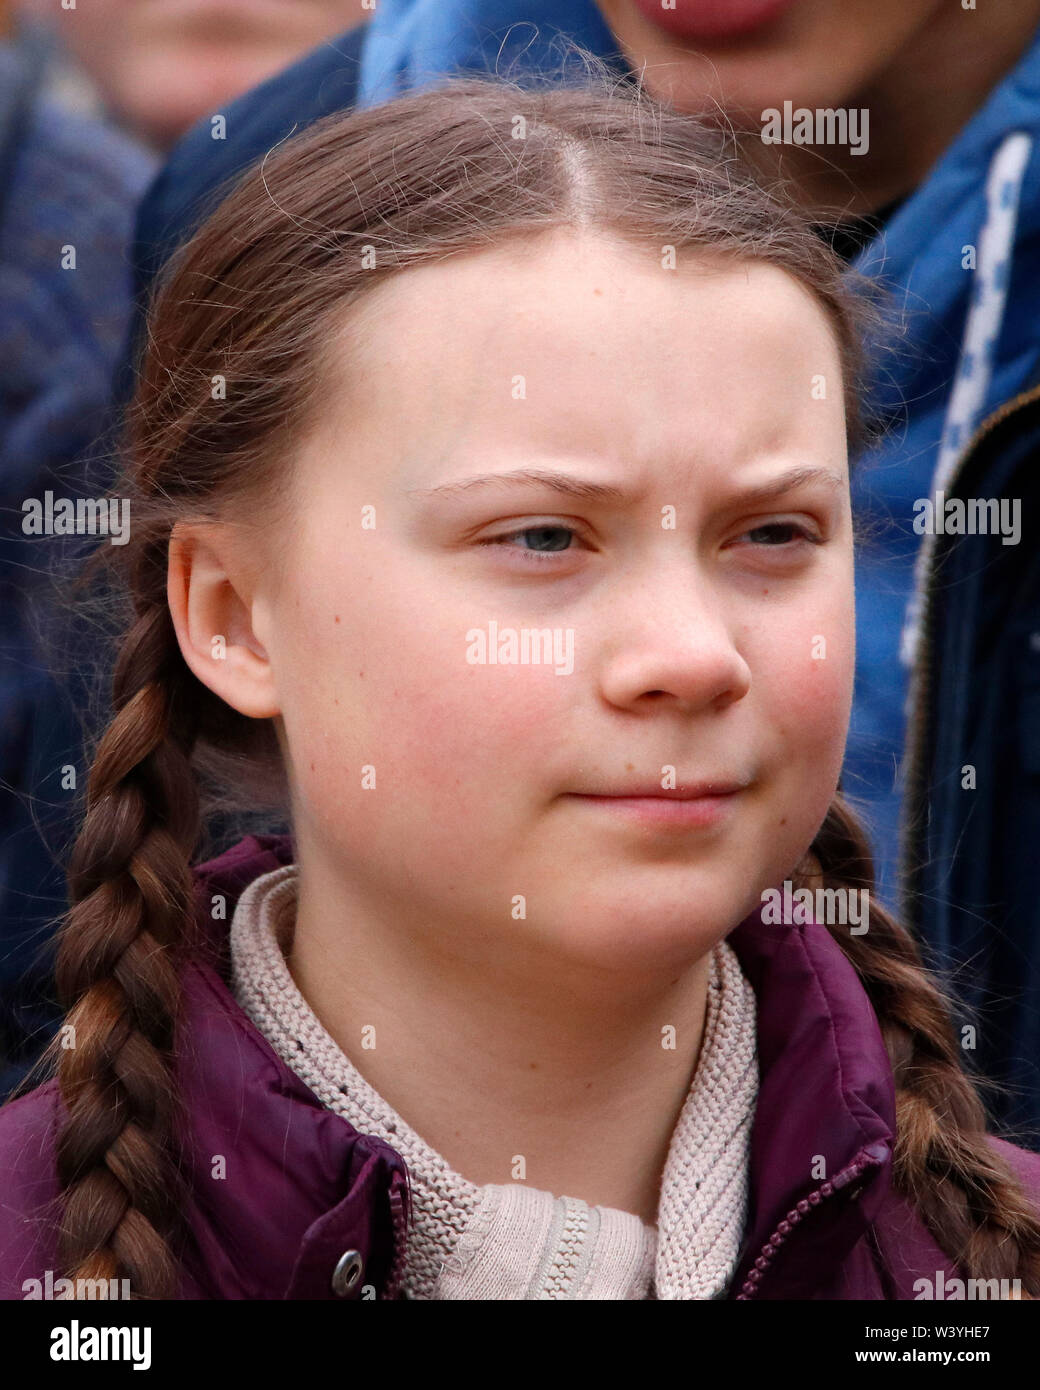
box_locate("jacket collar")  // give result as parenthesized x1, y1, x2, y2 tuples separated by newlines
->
(180, 835, 410, 1299)
(726, 904, 895, 1295)
(180, 834, 897, 1299)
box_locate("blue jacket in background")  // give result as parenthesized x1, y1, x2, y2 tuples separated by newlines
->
(5, 5, 1039, 1136)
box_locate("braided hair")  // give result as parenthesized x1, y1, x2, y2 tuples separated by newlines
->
(806, 800, 1040, 1293)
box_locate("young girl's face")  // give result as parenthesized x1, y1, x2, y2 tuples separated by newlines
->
(180, 229, 854, 975)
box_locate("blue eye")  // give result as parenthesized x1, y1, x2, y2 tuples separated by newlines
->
(480, 525, 579, 562)
(742, 522, 819, 547)
(478, 519, 821, 568)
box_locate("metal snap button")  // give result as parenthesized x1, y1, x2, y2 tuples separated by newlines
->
(331, 1250, 365, 1297)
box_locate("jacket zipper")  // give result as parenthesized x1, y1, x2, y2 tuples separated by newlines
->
(382, 1167, 411, 1301)
(899, 379, 1040, 924)
(735, 1147, 886, 1300)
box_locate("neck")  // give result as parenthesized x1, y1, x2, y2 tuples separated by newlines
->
(744, 3, 1040, 217)
(287, 849, 714, 1224)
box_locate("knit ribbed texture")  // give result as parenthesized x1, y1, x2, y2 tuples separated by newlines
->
(229, 864, 759, 1300)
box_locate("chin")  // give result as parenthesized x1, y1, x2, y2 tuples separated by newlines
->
(547, 882, 751, 972)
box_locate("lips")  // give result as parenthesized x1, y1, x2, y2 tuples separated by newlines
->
(574, 781, 747, 798)
(628, 0, 796, 43)
(567, 785, 744, 830)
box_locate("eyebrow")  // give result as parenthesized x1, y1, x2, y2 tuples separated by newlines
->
(405, 464, 846, 506)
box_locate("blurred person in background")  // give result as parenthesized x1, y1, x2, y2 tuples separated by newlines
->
(0, 1, 371, 1096)
(0, 0, 157, 1095)
(14, 0, 373, 150)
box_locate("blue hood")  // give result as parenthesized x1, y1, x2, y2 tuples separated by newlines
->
(357, 3, 1040, 902)
(357, 0, 620, 103)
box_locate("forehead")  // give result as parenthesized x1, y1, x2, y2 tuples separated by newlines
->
(312, 229, 846, 481)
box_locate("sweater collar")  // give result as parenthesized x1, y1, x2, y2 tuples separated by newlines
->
(182, 834, 894, 1299)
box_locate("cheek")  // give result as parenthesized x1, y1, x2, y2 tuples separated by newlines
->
(777, 637, 854, 744)
(741, 601, 854, 896)
(752, 592, 855, 771)
(272, 558, 562, 832)
(369, 667, 555, 810)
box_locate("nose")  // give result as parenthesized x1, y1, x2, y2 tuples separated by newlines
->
(597, 562, 752, 715)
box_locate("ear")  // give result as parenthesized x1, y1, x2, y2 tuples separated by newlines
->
(167, 523, 281, 720)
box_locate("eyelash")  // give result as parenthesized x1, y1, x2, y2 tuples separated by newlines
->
(479, 521, 822, 564)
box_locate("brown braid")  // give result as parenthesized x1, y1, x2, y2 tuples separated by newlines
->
(47, 549, 202, 1299)
(801, 796, 1040, 1296)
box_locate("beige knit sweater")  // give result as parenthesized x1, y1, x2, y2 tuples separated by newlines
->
(229, 864, 760, 1300)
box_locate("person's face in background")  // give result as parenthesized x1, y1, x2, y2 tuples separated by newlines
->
(598, 0, 946, 117)
(597, 0, 1040, 212)
(16, 0, 370, 150)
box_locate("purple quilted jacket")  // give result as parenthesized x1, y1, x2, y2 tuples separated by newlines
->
(2, 833, 1038, 1300)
